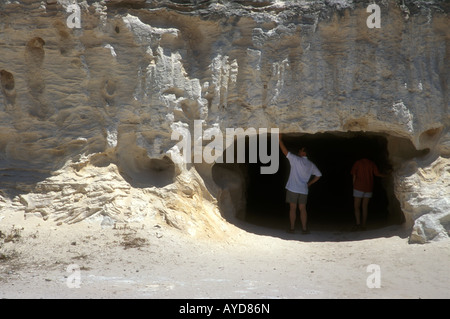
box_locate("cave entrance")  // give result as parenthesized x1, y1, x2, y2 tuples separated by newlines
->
(212, 131, 410, 233)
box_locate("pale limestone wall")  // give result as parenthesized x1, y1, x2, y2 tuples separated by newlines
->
(0, 0, 448, 242)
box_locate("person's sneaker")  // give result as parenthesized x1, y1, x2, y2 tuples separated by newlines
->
(286, 229, 295, 234)
(301, 229, 310, 235)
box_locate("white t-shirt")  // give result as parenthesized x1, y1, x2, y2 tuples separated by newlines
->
(285, 152, 322, 195)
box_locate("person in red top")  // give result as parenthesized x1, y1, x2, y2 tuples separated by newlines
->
(351, 158, 386, 230)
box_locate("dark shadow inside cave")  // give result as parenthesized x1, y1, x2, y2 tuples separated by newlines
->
(213, 131, 419, 236)
(247, 132, 398, 231)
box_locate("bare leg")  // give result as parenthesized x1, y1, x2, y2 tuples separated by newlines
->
(361, 197, 370, 228)
(354, 197, 362, 225)
(299, 204, 307, 231)
(289, 202, 296, 230)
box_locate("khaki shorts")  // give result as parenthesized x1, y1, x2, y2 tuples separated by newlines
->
(286, 190, 308, 205)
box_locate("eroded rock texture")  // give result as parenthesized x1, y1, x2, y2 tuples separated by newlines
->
(0, 0, 448, 243)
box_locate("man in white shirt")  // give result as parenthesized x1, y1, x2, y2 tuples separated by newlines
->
(279, 134, 322, 234)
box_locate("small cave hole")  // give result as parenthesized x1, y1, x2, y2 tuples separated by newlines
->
(212, 131, 425, 235)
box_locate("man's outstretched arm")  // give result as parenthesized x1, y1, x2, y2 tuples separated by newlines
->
(279, 133, 288, 156)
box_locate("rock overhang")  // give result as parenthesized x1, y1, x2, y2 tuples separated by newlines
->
(0, 0, 448, 243)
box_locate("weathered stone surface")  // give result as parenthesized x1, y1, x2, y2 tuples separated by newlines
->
(0, 0, 448, 243)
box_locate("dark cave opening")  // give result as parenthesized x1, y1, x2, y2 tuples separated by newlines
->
(213, 131, 408, 232)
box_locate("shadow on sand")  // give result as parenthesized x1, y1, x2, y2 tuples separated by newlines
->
(230, 214, 410, 243)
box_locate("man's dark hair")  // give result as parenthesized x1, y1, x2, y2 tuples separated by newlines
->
(298, 146, 308, 154)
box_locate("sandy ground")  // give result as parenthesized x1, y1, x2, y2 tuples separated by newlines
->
(0, 210, 449, 300)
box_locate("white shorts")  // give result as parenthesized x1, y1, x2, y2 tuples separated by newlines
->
(353, 189, 372, 198)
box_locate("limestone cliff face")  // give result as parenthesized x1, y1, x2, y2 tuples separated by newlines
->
(0, 0, 448, 243)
